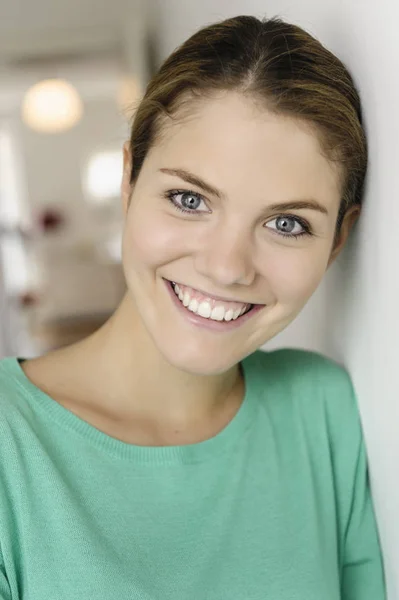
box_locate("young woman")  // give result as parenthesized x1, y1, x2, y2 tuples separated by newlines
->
(0, 15, 386, 600)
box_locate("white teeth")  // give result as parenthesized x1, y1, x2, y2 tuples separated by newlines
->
(197, 301, 212, 318)
(233, 308, 241, 320)
(172, 282, 251, 322)
(211, 306, 225, 321)
(188, 298, 199, 313)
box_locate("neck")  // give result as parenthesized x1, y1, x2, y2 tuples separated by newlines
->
(73, 293, 243, 428)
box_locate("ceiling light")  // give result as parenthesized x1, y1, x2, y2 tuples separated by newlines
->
(22, 79, 83, 133)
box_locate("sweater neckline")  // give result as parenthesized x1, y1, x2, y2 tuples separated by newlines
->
(2, 352, 261, 465)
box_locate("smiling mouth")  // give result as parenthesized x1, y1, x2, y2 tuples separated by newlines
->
(169, 280, 255, 322)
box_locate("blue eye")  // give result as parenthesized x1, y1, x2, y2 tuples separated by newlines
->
(163, 190, 313, 240)
(164, 190, 209, 214)
(265, 215, 312, 239)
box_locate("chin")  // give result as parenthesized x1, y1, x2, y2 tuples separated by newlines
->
(157, 338, 242, 376)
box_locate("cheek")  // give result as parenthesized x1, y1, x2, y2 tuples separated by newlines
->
(263, 248, 329, 303)
(122, 203, 190, 271)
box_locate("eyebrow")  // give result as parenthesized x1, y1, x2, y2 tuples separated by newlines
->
(159, 167, 329, 216)
(159, 168, 224, 199)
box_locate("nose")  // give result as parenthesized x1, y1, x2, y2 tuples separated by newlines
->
(194, 225, 256, 287)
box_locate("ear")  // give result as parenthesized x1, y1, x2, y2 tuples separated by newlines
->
(327, 205, 361, 267)
(121, 141, 133, 216)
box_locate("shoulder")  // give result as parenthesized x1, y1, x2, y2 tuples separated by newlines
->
(246, 349, 366, 493)
(0, 357, 35, 427)
(0, 357, 26, 399)
(245, 347, 360, 435)
(247, 346, 354, 393)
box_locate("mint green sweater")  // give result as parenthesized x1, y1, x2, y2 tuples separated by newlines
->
(0, 349, 385, 599)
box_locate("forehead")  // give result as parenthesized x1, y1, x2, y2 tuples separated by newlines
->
(148, 92, 341, 206)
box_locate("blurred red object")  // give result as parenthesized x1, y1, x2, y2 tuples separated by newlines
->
(38, 208, 65, 232)
(19, 291, 39, 308)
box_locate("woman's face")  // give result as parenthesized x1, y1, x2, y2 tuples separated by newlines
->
(121, 92, 356, 375)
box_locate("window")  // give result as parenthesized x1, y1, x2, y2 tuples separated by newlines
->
(83, 150, 123, 204)
(0, 126, 31, 295)
(0, 128, 27, 228)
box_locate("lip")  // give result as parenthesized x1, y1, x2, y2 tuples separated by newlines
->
(164, 278, 265, 332)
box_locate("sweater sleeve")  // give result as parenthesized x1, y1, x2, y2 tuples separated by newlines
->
(341, 422, 386, 599)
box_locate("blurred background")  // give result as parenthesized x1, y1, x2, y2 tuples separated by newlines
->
(0, 0, 152, 357)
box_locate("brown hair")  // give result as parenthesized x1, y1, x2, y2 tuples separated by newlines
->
(128, 15, 367, 244)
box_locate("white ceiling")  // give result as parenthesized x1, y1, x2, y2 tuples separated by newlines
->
(0, 0, 136, 33)
(0, 0, 147, 112)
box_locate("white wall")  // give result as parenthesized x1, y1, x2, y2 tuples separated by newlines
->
(149, 0, 398, 596)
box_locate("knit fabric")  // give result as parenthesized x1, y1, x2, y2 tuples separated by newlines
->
(0, 348, 386, 599)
